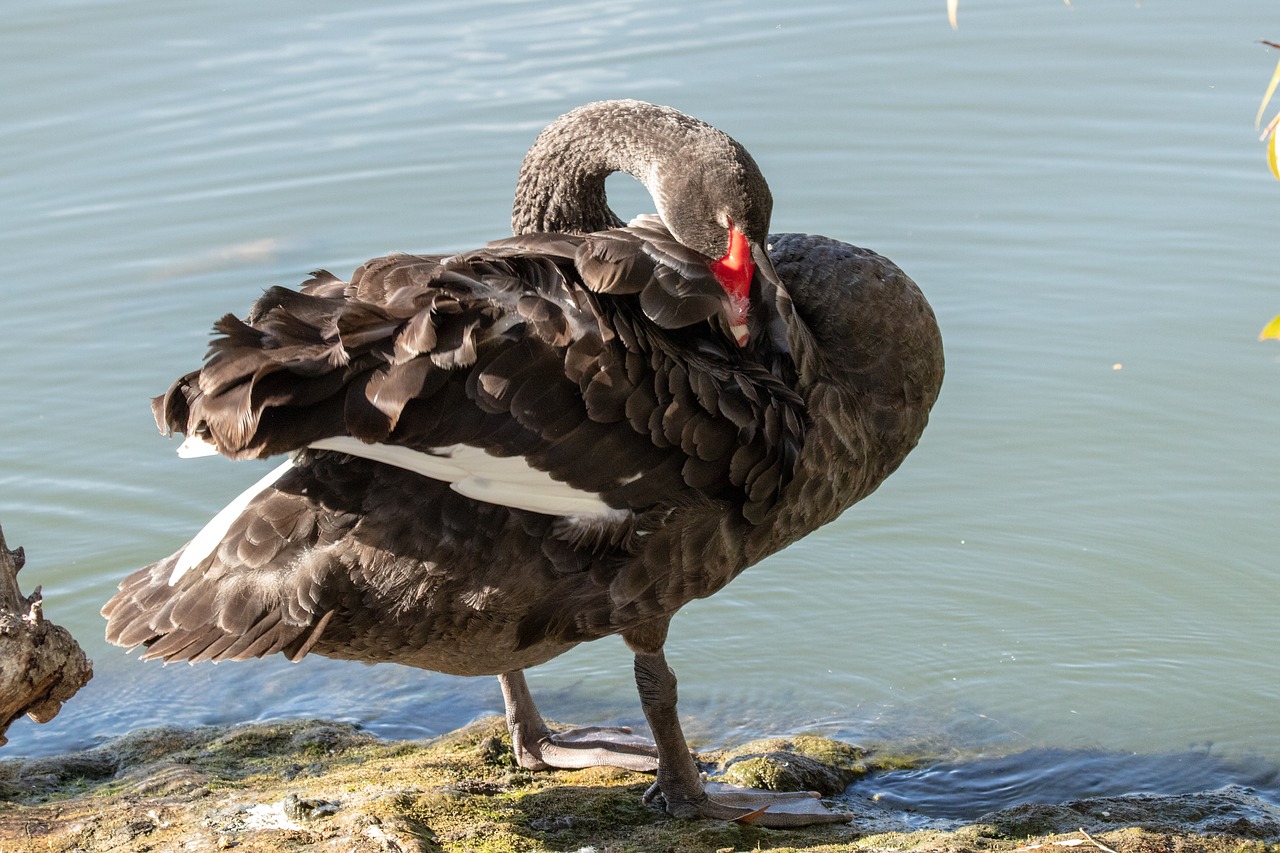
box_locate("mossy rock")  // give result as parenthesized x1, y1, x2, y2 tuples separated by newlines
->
(714, 735, 869, 796)
(204, 719, 370, 760)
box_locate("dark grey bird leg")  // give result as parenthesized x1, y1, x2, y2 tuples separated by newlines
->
(627, 623, 848, 827)
(497, 670, 659, 771)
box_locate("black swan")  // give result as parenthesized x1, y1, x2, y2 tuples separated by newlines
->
(103, 100, 944, 825)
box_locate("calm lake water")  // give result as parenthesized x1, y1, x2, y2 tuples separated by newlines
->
(3, 0, 1279, 816)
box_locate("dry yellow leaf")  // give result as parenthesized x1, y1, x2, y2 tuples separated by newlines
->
(1260, 314, 1280, 341)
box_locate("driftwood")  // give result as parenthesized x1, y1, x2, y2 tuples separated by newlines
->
(0, 520, 93, 747)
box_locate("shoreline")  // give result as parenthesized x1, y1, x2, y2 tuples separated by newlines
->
(3, 717, 1279, 853)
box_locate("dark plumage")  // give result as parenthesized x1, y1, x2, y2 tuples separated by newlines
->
(103, 100, 943, 825)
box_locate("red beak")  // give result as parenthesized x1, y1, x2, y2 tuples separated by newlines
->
(708, 223, 755, 346)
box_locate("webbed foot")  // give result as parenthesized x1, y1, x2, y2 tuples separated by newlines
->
(643, 779, 848, 826)
(513, 723, 659, 772)
(499, 671, 659, 772)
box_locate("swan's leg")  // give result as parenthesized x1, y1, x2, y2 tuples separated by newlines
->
(497, 670, 659, 772)
(627, 631, 848, 827)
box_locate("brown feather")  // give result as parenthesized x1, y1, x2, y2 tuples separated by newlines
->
(107, 223, 940, 682)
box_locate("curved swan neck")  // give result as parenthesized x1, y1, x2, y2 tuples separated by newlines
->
(511, 100, 772, 249)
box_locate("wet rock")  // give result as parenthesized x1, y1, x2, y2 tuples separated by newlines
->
(107, 724, 210, 767)
(715, 735, 868, 795)
(979, 785, 1280, 841)
(289, 721, 371, 756)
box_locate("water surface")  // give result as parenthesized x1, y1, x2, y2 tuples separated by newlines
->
(2, 0, 1278, 813)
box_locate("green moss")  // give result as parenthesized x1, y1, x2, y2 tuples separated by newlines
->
(3, 718, 1279, 853)
(711, 735, 876, 796)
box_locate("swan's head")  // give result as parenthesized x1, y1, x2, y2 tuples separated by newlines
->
(514, 99, 776, 345)
(647, 136, 774, 346)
